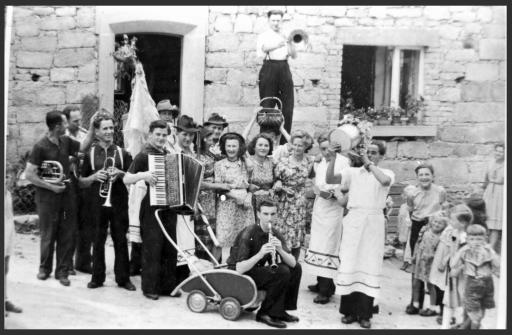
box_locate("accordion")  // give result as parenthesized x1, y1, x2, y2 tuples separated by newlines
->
(148, 153, 204, 215)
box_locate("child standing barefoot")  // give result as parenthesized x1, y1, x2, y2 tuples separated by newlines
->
(398, 185, 416, 271)
(410, 213, 449, 316)
(449, 224, 499, 329)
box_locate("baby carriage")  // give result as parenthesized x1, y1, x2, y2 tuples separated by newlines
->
(154, 208, 260, 321)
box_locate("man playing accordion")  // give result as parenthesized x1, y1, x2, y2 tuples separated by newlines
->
(124, 120, 180, 300)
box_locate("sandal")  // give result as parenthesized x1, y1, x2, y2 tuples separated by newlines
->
(419, 308, 437, 317)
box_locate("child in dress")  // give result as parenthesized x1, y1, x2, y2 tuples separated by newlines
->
(398, 185, 416, 271)
(430, 204, 474, 326)
(410, 213, 449, 316)
(449, 224, 500, 329)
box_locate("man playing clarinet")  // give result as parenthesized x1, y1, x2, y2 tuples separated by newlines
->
(227, 199, 301, 328)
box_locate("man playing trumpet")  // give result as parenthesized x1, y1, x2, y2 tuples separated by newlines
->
(256, 9, 297, 144)
(227, 199, 302, 328)
(79, 113, 135, 291)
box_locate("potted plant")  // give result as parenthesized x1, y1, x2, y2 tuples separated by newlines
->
(404, 95, 425, 125)
(377, 106, 392, 125)
(390, 107, 403, 125)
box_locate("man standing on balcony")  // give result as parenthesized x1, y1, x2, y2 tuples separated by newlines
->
(257, 9, 297, 144)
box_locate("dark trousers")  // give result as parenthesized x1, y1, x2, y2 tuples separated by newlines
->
(259, 60, 294, 144)
(130, 242, 142, 274)
(90, 205, 130, 285)
(36, 188, 77, 279)
(316, 276, 335, 297)
(339, 291, 375, 320)
(249, 263, 302, 318)
(410, 218, 429, 255)
(74, 190, 94, 271)
(141, 208, 178, 295)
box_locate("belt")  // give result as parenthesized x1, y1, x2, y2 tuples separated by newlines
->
(348, 208, 383, 214)
(264, 59, 288, 62)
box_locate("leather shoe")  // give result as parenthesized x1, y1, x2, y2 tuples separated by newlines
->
(307, 284, 319, 293)
(419, 308, 437, 317)
(119, 281, 136, 291)
(144, 293, 159, 300)
(58, 277, 71, 286)
(405, 304, 419, 315)
(314, 294, 330, 304)
(87, 281, 103, 289)
(37, 271, 49, 280)
(256, 314, 287, 328)
(341, 315, 357, 324)
(5, 301, 22, 313)
(68, 269, 77, 276)
(276, 312, 299, 322)
(359, 319, 371, 329)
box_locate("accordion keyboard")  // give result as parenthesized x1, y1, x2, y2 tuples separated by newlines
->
(148, 154, 167, 206)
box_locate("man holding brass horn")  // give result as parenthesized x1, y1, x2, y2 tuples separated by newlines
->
(256, 9, 297, 144)
(24, 110, 83, 287)
(227, 199, 301, 328)
(79, 113, 135, 291)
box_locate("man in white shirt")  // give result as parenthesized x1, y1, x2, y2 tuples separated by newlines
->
(325, 140, 395, 329)
(256, 10, 297, 144)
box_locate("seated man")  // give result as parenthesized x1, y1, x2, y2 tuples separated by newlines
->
(227, 199, 301, 328)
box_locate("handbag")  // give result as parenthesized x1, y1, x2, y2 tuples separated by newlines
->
(257, 97, 284, 129)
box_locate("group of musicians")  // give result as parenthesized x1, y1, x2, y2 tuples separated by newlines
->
(21, 9, 393, 329)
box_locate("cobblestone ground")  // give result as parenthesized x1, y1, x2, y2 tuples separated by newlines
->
(4, 233, 499, 329)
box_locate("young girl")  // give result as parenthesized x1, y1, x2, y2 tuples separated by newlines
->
(410, 213, 449, 316)
(430, 204, 474, 326)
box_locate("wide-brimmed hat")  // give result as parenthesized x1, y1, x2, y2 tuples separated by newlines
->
(204, 113, 228, 128)
(174, 115, 200, 133)
(156, 99, 179, 112)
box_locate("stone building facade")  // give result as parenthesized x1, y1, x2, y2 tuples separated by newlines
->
(6, 6, 506, 196)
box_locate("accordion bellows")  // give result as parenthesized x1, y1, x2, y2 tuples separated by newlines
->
(149, 153, 204, 215)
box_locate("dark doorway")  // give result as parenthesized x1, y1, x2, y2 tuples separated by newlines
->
(113, 33, 182, 146)
(340, 45, 376, 111)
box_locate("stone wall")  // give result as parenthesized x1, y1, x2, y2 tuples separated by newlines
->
(7, 6, 98, 160)
(204, 6, 506, 194)
(6, 6, 506, 195)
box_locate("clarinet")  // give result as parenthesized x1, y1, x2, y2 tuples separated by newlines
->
(269, 220, 278, 272)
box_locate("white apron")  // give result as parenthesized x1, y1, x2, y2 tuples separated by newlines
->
(335, 208, 385, 299)
(176, 214, 195, 266)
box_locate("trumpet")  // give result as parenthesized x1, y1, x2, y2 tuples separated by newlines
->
(99, 151, 117, 207)
(269, 221, 278, 272)
(40, 160, 69, 184)
(288, 29, 309, 50)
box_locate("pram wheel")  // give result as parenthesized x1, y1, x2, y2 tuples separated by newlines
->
(187, 290, 208, 313)
(219, 297, 241, 321)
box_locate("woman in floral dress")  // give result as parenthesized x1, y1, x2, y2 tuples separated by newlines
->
(195, 127, 230, 261)
(246, 133, 275, 215)
(274, 132, 315, 260)
(214, 132, 255, 262)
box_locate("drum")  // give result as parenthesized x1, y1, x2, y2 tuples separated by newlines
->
(329, 124, 361, 152)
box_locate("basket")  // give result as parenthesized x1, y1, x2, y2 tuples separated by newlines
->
(256, 97, 284, 129)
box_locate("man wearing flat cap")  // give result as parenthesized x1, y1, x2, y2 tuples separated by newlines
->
(204, 113, 229, 159)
